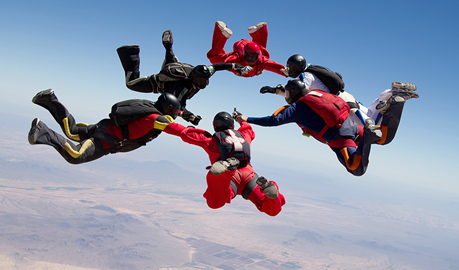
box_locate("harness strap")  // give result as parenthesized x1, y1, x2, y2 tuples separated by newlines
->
(91, 132, 123, 153)
(229, 181, 238, 199)
(241, 175, 258, 200)
(121, 126, 130, 141)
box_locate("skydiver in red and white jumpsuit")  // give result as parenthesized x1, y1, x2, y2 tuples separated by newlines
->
(164, 111, 286, 216)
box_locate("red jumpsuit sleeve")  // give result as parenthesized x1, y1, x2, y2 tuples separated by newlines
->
(237, 121, 255, 144)
(163, 122, 187, 137)
(259, 56, 286, 76)
(164, 123, 221, 162)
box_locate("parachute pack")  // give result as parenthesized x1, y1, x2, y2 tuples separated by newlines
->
(109, 99, 160, 127)
(305, 65, 345, 95)
(157, 62, 194, 82)
(297, 90, 350, 130)
(214, 129, 251, 168)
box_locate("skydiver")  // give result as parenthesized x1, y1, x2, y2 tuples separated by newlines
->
(28, 89, 180, 164)
(260, 54, 420, 127)
(117, 29, 245, 126)
(236, 79, 418, 176)
(206, 21, 287, 77)
(163, 110, 286, 216)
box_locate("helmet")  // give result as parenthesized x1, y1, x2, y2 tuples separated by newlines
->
(284, 80, 308, 104)
(286, 54, 307, 78)
(213, 111, 234, 132)
(155, 93, 181, 119)
(243, 42, 261, 64)
(190, 65, 211, 89)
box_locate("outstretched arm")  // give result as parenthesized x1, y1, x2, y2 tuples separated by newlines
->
(260, 57, 288, 77)
(209, 63, 248, 76)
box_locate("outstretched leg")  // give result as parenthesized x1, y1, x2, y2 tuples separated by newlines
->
(117, 45, 141, 83)
(116, 45, 161, 93)
(203, 170, 235, 209)
(333, 119, 382, 176)
(161, 30, 178, 67)
(238, 166, 285, 216)
(247, 179, 285, 217)
(375, 96, 405, 145)
(207, 21, 232, 64)
(32, 89, 95, 142)
(248, 22, 270, 58)
(28, 118, 109, 164)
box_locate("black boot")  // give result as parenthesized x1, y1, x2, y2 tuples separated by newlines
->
(116, 45, 141, 83)
(28, 118, 67, 148)
(31, 90, 91, 142)
(162, 30, 178, 66)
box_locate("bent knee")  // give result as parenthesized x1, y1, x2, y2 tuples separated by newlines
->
(206, 201, 225, 210)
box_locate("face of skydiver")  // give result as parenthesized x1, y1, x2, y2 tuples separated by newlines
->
(194, 76, 209, 89)
(167, 105, 180, 119)
(284, 79, 307, 104)
(191, 65, 211, 89)
(243, 42, 261, 65)
(286, 54, 307, 78)
(244, 51, 260, 64)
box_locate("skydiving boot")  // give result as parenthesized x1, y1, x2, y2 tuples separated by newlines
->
(116, 45, 141, 83)
(216, 21, 232, 38)
(256, 176, 279, 199)
(209, 157, 239, 176)
(161, 29, 179, 65)
(31, 89, 89, 142)
(391, 81, 419, 100)
(32, 88, 58, 106)
(248, 22, 267, 34)
(162, 29, 173, 50)
(28, 118, 66, 148)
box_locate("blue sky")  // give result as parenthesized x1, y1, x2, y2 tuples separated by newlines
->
(1, 1, 458, 194)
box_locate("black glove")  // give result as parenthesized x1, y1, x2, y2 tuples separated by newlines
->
(190, 115, 202, 125)
(231, 63, 244, 75)
(260, 84, 285, 94)
(260, 86, 277, 94)
(181, 109, 194, 121)
(232, 108, 242, 119)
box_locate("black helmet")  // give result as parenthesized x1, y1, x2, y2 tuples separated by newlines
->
(213, 111, 234, 132)
(285, 80, 308, 104)
(190, 65, 211, 89)
(286, 54, 307, 78)
(155, 93, 181, 119)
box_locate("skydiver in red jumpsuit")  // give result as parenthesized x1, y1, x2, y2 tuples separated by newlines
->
(207, 21, 287, 77)
(163, 111, 286, 216)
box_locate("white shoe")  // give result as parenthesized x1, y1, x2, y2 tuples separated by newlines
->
(391, 82, 419, 99)
(392, 81, 417, 92)
(216, 21, 232, 38)
(248, 22, 267, 34)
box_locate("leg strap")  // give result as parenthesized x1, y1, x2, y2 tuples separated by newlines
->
(340, 147, 362, 171)
(241, 175, 258, 200)
(229, 181, 238, 199)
